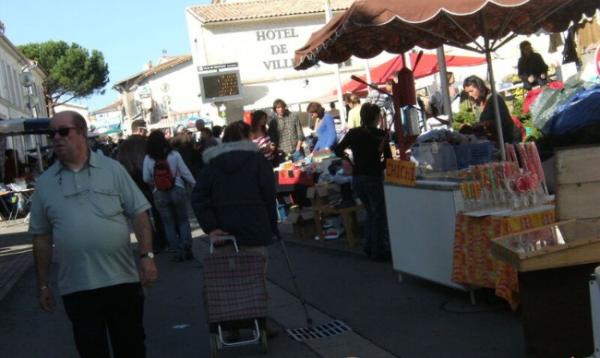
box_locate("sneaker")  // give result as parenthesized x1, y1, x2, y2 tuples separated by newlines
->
(323, 229, 340, 240)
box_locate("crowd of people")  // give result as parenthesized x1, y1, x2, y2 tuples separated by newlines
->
(27, 90, 400, 355)
(25, 47, 553, 354)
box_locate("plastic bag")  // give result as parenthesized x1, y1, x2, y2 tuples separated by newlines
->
(531, 77, 584, 133)
(547, 84, 600, 136)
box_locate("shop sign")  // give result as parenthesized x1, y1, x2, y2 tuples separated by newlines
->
(200, 63, 238, 72)
(255, 27, 300, 71)
(385, 159, 416, 186)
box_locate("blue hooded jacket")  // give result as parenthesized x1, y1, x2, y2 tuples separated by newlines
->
(313, 113, 337, 151)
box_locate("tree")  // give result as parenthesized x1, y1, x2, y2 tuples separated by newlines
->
(18, 41, 109, 113)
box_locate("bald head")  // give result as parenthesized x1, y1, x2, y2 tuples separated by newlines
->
(52, 111, 88, 138)
(51, 111, 90, 167)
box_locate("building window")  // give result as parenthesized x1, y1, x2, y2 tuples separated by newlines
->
(0, 60, 6, 100)
(12, 68, 23, 110)
(6, 65, 16, 104)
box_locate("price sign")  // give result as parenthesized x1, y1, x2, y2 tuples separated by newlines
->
(199, 70, 242, 103)
(385, 159, 416, 186)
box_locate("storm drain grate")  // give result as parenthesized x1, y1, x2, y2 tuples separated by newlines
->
(286, 320, 351, 342)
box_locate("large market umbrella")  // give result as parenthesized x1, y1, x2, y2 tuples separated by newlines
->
(0, 118, 50, 135)
(0, 118, 51, 173)
(339, 52, 487, 94)
(294, 0, 600, 159)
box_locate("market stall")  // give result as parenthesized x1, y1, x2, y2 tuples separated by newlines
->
(275, 150, 362, 245)
(293, 0, 599, 297)
(486, 144, 600, 357)
(0, 118, 50, 224)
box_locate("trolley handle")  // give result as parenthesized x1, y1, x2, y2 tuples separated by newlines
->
(209, 235, 239, 254)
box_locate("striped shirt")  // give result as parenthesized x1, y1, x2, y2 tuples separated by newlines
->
(253, 135, 274, 161)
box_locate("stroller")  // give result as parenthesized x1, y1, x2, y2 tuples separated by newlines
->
(203, 236, 269, 357)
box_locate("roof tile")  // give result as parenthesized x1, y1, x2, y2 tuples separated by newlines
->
(189, 0, 354, 24)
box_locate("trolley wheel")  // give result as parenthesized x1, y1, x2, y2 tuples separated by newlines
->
(209, 334, 219, 358)
(260, 329, 268, 354)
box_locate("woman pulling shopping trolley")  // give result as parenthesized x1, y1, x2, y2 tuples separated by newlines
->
(191, 121, 279, 355)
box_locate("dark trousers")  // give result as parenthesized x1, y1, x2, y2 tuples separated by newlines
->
(352, 175, 390, 258)
(62, 283, 146, 358)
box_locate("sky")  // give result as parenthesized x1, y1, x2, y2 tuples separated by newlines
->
(2, 0, 210, 112)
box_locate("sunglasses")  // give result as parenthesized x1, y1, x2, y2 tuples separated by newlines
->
(48, 126, 78, 138)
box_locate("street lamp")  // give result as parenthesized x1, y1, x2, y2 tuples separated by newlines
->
(19, 62, 39, 117)
(19, 61, 44, 172)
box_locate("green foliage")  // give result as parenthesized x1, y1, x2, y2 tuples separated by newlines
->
(452, 100, 477, 131)
(18, 41, 109, 108)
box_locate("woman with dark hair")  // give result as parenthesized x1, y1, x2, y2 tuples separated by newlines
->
(250, 110, 275, 162)
(143, 130, 196, 261)
(307, 102, 337, 152)
(335, 103, 392, 261)
(518, 41, 548, 90)
(462, 75, 518, 144)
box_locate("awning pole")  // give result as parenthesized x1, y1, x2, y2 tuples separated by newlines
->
(436, 46, 453, 122)
(482, 23, 507, 160)
(364, 58, 373, 85)
(36, 136, 43, 172)
(325, 0, 346, 127)
(485, 44, 506, 160)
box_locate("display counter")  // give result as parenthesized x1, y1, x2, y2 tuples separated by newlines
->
(453, 205, 555, 310)
(385, 176, 555, 308)
(384, 179, 465, 290)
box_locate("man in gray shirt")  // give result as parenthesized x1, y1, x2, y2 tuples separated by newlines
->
(30, 111, 157, 357)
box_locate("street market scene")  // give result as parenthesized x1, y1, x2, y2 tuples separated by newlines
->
(2, 0, 600, 357)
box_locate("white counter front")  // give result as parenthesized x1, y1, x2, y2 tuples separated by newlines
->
(384, 180, 465, 290)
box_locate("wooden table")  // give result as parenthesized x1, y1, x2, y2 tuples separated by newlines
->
(313, 203, 363, 248)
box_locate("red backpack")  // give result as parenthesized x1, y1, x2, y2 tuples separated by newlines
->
(153, 159, 175, 191)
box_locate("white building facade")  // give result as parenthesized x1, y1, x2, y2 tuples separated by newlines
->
(0, 32, 47, 121)
(0, 27, 48, 179)
(113, 55, 217, 133)
(185, 0, 395, 122)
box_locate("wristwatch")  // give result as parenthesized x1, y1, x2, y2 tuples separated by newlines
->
(140, 252, 155, 259)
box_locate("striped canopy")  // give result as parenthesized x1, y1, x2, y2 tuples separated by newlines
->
(294, 0, 600, 69)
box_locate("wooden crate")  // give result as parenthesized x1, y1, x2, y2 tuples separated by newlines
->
(491, 219, 600, 272)
(555, 145, 600, 220)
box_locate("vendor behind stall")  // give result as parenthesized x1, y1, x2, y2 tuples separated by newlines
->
(307, 102, 337, 153)
(267, 98, 305, 163)
(335, 103, 392, 261)
(517, 40, 548, 90)
(462, 75, 520, 144)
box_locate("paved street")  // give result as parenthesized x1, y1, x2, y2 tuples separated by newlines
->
(0, 221, 526, 357)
